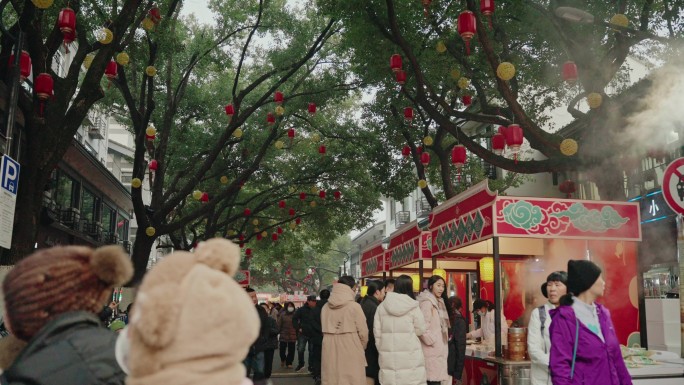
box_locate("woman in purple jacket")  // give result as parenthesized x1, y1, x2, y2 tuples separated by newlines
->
(549, 260, 632, 385)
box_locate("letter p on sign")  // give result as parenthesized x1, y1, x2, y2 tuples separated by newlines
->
(1, 155, 20, 196)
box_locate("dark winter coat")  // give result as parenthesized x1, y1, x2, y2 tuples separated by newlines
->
(2, 311, 125, 385)
(264, 316, 279, 350)
(293, 305, 316, 337)
(447, 311, 467, 380)
(310, 299, 328, 345)
(278, 312, 298, 343)
(361, 295, 381, 382)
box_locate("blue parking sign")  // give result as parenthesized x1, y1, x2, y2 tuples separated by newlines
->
(1, 155, 20, 196)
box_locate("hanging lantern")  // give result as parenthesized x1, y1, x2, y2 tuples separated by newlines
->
(310, 200, 317, 208)
(587, 93, 602, 109)
(404, 107, 414, 121)
(480, 0, 495, 28)
(560, 138, 578, 156)
(8, 50, 31, 82)
(252, 219, 259, 226)
(273, 106, 284, 116)
(149, 159, 158, 171)
(319, 190, 326, 199)
(479, 257, 494, 282)
(420, 152, 430, 166)
(233, 128, 243, 138)
(450, 68, 461, 80)
(192, 190, 202, 200)
(31, 0, 53, 9)
(402, 145, 411, 157)
(256, 233, 263, 241)
(436, 41, 447, 53)
(97, 28, 113, 45)
(116, 52, 130, 66)
(390, 54, 402, 72)
(562, 61, 578, 84)
(396, 70, 407, 85)
(333, 190, 341, 200)
(142, 17, 155, 31)
(275, 140, 285, 149)
(267, 112, 275, 125)
(411, 274, 421, 292)
(220, 175, 229, 184)
(244, 208, 251, 216)
(457, 11, 477, 55)
(277, 226, 284, 234)
(35, 73, 53, 116)
(272, 233, 279, 242)
(308, 102, 317, 115)
(423, 136, 434, 146)
(319, 145, 326, 155)
(289, 222, 297, 230)
(58, 7, 76, 37)
(289, 208, 296, 216)
(62, 30, 76, 52)
(609, 14, 629, 29)
(279, 200, 286, 209)
(200, 192, 209, 202)
(457, 77, 470, 89)
(287, 128, 295, 143)
(451, 145, 467, 167)
(225, 104, 235, 117)
(246, 248, 252, 257)
(145, 226, 156, 237)
(433, 268, 447, 281)
(462, 95, 472, 107)
(299, 192, 307, 200)
(505, 124, 523, 163)
(360, 285, 368, 297)
(274, 91, 284, 104)
(105, 60, 118, 80)
(416, 146, 423, 154)
(131, 178, 142, 188)
(492, 132, 506, 155)
(496, 62, 515, 81)
(146, 66, 157, 77)
(145, 125, 157, 138)
(149, 5, 162, 24)
(295, 217, 302, 224)
(559, 180, 576, 198)
(239, 234, 246, 241)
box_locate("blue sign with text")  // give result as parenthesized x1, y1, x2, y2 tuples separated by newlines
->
(1, 155, 20, 196)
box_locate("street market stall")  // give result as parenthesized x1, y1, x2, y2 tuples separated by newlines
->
(428, 181, 646, 385)
(360, 240, 388, 284)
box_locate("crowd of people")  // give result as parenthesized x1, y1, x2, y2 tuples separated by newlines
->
(0, 237, 632, 385)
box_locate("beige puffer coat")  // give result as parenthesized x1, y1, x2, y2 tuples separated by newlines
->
(417, 291, 450, 382)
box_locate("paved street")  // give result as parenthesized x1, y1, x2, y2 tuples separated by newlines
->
(269, 364, 315, 385)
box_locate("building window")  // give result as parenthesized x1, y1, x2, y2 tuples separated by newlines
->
(102, 204, 115, 234)
(120, 171, 133, 184)
(55, 172, 76, 209)
(116, 213, 129, 241)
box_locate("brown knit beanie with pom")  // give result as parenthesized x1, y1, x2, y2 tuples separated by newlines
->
(3, 245, 133, 341)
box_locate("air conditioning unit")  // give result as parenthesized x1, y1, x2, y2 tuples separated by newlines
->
(87, 117, 105, 139)
(416, 197, 432, 218)
(395, 211, 410, 226)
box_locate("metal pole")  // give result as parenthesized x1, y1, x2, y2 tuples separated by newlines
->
(4, 31, 24, 157)
(418, 259, 424, 293)
(493, 237, 502, 358)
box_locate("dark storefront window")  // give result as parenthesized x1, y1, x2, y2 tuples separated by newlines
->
(116, 213, 129, 241)
(102, 205, 115, 234)
(55, 172, 76, 209)
(80, 189, 99, 222)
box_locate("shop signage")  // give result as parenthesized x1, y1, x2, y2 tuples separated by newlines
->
(360, 243, 386, 277)
(662, 158, 684, 215)
(0, 155, 20, 249)
(235, 270, 250, 287)
(387, 228, 431, 270)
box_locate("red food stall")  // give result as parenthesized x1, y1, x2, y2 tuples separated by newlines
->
(360, 239, 388, 283)
(427, 181, 642, 385)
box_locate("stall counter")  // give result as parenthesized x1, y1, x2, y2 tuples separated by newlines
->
(464, 345, 530, 385)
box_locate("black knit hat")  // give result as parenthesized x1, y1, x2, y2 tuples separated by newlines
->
(567, 260, 602, 295)
(541, 271, 568, 298)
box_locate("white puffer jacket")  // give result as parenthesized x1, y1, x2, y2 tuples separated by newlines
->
(373, 292, 427, 385)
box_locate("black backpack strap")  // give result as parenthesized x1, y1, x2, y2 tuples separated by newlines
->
(538, 305, 547, 353)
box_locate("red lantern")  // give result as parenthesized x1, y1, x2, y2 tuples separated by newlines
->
(287, 128, 295, 141)
(416, 146, 423, 154)
(239, 234, 245, 241)
(289, 208, 296, 216)
(457, 11, 477, 55)
(149, 5, 162, 24)
(35, 73, 54, 115)
(277, 226, 283, 234)
(239, 242, 245, 248)
(9, 50, 31, 82)
(63, 30, 76, 53)
(272, 233, 278, 241)
(498, 125, 507, 135)
(244, 208, 251, 216)
(319, 190, 326, 199)
(308, 102, 317, 115)
(492, 132, 505, 155)
(404, 107, 414, 121)
(390, 54, 402, 72)
(149, 159, 158, 171)
(105, 60, 118, 79)
(274, 91, 284, 104)
(422, 0, 432, 17)
(319, 145, 326, 155)
(256, 233, 263, 241)
(267, 112, 275, 125)
(246, 248, 252, 256)
(58, 8, 76, 36)
(462, 95, 472, 107)
(451, 145, 467, 167)
(421, 152, 430, 166)
(278, 200, 286, 209)
(299, 192, 307, 200)
(146, 133, 156, 141)
(559, 180, 576, 198)
(333, 190, 341, 200)
(395, 70, 406, 85)
(505, 124, 523, 158)
(402, 145, 411, 157)
(480, 0, 495, 28)
(200, 192, 209, 202)
(225, 104, 234, 117)
(295, 217, 302, 224)
(562, 61, 578, 84)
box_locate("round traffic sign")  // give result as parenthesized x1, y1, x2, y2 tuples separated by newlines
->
(661, 158, 684, 215)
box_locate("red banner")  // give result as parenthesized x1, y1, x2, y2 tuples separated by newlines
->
(387, 221, 431, 270)
(361, 242, 386, 277)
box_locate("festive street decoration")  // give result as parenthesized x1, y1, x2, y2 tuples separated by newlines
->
(402, 145, 411, 157)
(505, 124, 523, 162)
(9, 51, 31, 81)
(98, 28, 113, 44)
(609, 14, 629, 29)
(145, 66, 157, 77)
(275, 140, 284, 149)
(116, 52, 129, 66)
(480, 0, 495, 28)
(404, 107, 414, 121)
(58, 8, 76, 51)
(318, 145, 326, 156)
(457, 77, 470, 89)
(423, 136, 434, 146)
(562, 61, 578, 83)
(436, 41, 447, 53)
(390, 54, 402, 72)
(496, 62, 515, 81)
(450, 68, 461, 80)
(35, 73, 54, 115)
(492, 130, 506, 155)
(418, 179, 428, 189)
(131, 178, 142, 188)
(308, 102, 317, 115)
(334, 190, 341, 200)
(559, 180, 576, 198)
(457, 11, 477, 55)
(104, 60, 118, 81)
(274, 91, 284, 104)
(220, 176, 229, 184)
(148, 5, 162, 25)
(148, 159, 158, 171)
(267, 112, 275, 125)
(233, 128, 243, 138)
(421, 152, 430, 166)
(252, 219, 259, 226)
(225, 104, 234, 117)
(200, 192, 209, 202)
(145, 227, 156, 237)
(31, 0, 53, 8)
(452, 145, 467, 183)
(462, 95, 472, 107)
(587, 92, 602, 109)
(145, 126, 157, 140)
(319, 190, 326, 199)
(279, 200, 286, 208)
(275, 106, 285, 115)
(244, 208, 251, 216)
(289, 208, 296, 216)
(287, 128, 295, 144)
(479, 257, 494, 282)
(83, 54, 94, 69)
(396, 70, 407, 85)
(560, 138, 578, 156)
(192, 190, 202, 200)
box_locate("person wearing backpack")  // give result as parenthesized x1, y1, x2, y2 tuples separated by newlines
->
(527, 271, 567, 385)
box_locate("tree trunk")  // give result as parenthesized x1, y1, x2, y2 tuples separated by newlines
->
(130, 227, 156, 285)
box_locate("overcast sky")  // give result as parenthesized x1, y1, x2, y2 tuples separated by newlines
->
(180, 1, 214, 23)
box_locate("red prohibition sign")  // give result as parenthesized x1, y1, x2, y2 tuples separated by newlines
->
(661, 158, 684, 215)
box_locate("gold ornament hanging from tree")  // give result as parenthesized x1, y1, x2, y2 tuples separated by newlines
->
(220, 176, 229, 184)
(423, 136, 434, 146)
(31, 0, 53, 9)
(436, 41, 447, 53)
(131, 178, 142, 188)
(496, 62, 516, 81)
(609, 14, 629, 29)
(457, 77, 470, 89)
(560, 139, 578, 156)
(116, 52, 130, 66)
(98, 28, 114, 44)
(418, 179, 428, 189)
(450, 69, 461, 80)
(587, 93, 602, 109)
(275, 106, 285, 116)
(145, 66, 157, 77)
(145, 227, 156, 237)
(233, 128, 243, 138)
